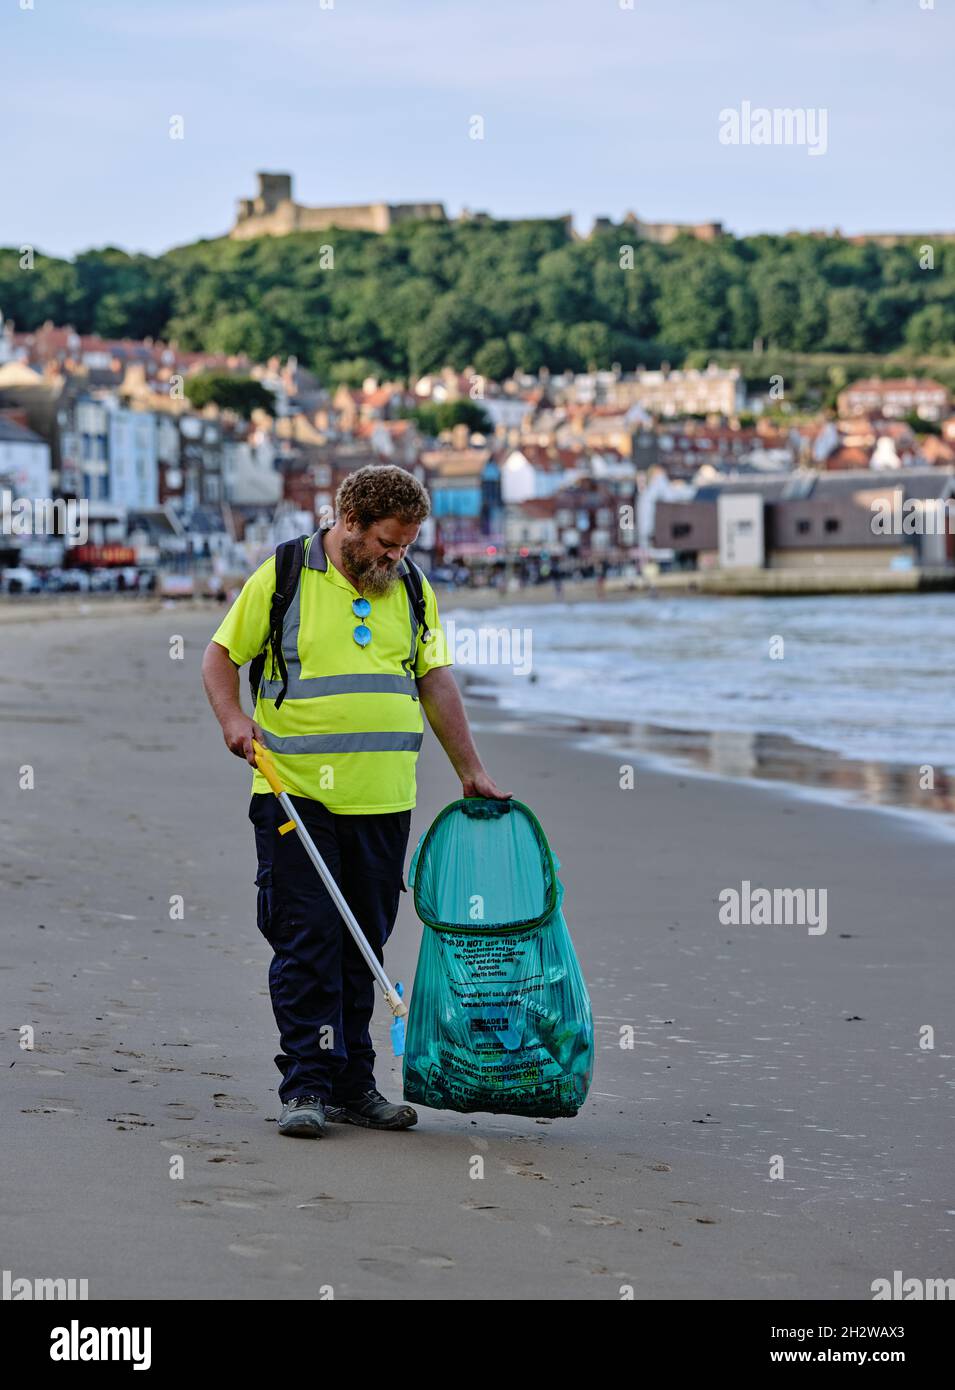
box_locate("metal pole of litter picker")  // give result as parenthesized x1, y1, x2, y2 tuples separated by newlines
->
(253, 740, 407, 1018)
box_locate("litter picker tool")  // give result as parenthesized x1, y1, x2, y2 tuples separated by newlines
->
(252, 739, 407, 1019)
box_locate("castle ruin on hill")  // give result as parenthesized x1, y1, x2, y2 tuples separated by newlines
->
(231, 172, 446, 239)
(230, 173, 952, 248)
(229, 172, 724, 244)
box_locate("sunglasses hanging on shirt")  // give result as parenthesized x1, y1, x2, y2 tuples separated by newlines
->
(352, 596, 372, 646)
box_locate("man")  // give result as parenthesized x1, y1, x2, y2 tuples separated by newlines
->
(202, 466, 509, 1138)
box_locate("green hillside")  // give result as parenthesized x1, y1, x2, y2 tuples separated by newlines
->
(2, 221, 954, 385)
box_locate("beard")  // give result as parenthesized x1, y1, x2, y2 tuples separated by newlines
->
(340, 536, 402, 596)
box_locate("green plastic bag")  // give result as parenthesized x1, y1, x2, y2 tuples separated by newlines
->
(402, 798, 594, 1118)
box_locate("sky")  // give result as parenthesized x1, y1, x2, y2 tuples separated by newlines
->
(2, 0, 954, 260)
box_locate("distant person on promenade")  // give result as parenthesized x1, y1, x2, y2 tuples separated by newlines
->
(202, 466, 510, 1139)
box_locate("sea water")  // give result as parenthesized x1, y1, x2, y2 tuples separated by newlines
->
(444, 592, 955, 777)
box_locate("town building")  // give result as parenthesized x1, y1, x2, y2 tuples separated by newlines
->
(0, 411, 52, 499)
(837, 378, 950, 421)
(108, 405, 159, 510)
(221, 424, 283, 508)
(609, 365, 745, 418)
(653, 470, 955, 571)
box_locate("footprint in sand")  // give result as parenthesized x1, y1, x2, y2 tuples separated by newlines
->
(570, 1205, 623, 1227)
(296, 1194, 351, 1223)
(563, 1256, 612, 1276)
(212, 1093, 258, 1113)
(178, 1182, 279, 1214)
(228, 1233, 283, 1259)
(164, 1102, 198, 1120)
(358, 1246, 455, 1279)
(504, 1160, 551, 1180)
(215, 1179, 283, 1200)
(357, 1257, 405, 1279)
(160, 1136, 254, 1165)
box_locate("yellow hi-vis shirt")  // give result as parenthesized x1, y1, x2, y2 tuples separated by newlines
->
(211, 529, 453, 813)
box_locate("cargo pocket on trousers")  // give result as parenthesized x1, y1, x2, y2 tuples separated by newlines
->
(255, 866, 284, 948)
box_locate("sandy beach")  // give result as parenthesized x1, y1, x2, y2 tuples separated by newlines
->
(3, 603, 953, 1301)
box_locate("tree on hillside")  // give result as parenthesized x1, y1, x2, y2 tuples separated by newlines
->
(824, 287, 870, 352)
(1, 218, 948, 375)
(406, 400, 492, 437)
(183, 374, 275, 418)
(904, 303, 955, 354)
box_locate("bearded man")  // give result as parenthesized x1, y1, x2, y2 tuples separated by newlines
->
(201, 466, 508, 1137)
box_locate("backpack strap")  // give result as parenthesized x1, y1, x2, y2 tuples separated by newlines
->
(399, 556, 430, 643)
(248, 534, 307, 710)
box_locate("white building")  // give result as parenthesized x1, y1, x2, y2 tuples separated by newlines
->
(0, 312, 16, 366)
(500, 449, 568, 502)
(611, 365, 745, 418)
(480, 397, 535, 432)
(222, 431, 282, 506)
(107, 405, 159, 509)
(0, 415, 52, 498)
(74, 397, 110, 501)
(718, 492, 765, 568)
(504, 502, 560, 552)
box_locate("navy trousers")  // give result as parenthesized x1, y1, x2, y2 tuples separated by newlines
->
(249, 792, 411, 1105)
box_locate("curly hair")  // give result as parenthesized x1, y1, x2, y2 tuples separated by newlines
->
(335, 465, 431, 531)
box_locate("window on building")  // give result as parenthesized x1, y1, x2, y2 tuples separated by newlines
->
(672, 522, 692, 538)
(824, 517, 840, 534)
(796, 519, 811, 534)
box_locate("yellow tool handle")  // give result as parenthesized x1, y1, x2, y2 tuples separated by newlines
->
(252, 739, 285, 797)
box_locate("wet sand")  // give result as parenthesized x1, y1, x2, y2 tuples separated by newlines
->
(460, 689, 955, 833)
(3, 607, 953, 1300)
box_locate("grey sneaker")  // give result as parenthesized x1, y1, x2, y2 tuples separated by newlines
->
(325, 1086, 417, 1130)
(278, 1094, 327, 1138)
